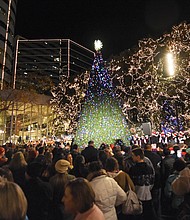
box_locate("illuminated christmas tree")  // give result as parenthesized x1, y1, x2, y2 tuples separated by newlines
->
(74, 40, 130, 147)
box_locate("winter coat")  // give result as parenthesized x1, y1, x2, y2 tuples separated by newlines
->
(23, 177, 53, 220)
(172, 167, 190, 196)
(88, 170, 126, 220)
(144, 150, 162, 189)
(161, 155, 175, 187)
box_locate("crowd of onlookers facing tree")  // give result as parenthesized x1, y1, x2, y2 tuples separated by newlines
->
(0, 140, 190, 220)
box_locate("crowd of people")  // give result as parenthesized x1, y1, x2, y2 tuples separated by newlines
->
(0, 139, 190, 220)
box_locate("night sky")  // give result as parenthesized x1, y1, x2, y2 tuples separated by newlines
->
(15, 0, 190, 58)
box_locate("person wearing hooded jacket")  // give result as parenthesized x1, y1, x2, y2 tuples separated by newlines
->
(105, 156, 135, 219)
(87, 161, 126, 220)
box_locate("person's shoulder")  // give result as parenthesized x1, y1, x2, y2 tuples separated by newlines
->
(180, 167, 190, 175)
(67, 174, 76, 180)
(91, 204, 105, 220)
(82, 146, 90, 151)
(106, 175, 120, 185)
(116, 170, 127, 177)
(81, 148, 87, 154)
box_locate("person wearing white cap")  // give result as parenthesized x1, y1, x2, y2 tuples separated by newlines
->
(48, 159, 76, 220)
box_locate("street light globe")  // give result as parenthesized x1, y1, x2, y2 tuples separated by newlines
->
(166, 52, 175, 76)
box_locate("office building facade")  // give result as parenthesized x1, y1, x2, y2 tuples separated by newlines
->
(13, 38, 94, 95)
(0, 0, 17, 89)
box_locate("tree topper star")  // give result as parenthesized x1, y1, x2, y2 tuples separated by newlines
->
(94, 40, 103, 51)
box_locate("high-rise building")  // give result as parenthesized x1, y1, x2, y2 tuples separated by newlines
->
(13, 38, 94, 95)
(0, 0, 17, 89)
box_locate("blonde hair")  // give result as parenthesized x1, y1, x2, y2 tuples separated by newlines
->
(9, 151, 27, 170)
(0, 177, 27, 220)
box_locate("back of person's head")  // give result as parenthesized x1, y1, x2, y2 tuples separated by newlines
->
(173, 159, 186, 172)
(9, 151, 27, 169)
(131, 145, 140, 150)
(52, 148, 66, 163)
(97, 150, 108, 167)
(88, 161, 103, 173)
(88, 140, 94, 146)
(123, 146, 131, 154)
(27, 148, 38, 160)
(71, 144, 78, 151)
(74, 155, 85, 167)
(163, 147, 170, 156)
(64, 178, 95, 213)
(0, 177, 27, 220)
(26, 162, 43, 178)
(132, 147, 144, 160)
(105, 157, 119, 172)
(144, 144, 152, 151)
(38, 147, 45, 155)
(0, 167, 14, 182)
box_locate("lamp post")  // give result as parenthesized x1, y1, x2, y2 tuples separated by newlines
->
(165, 52, 175, 77)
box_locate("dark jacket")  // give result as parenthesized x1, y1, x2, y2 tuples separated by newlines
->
(144, 150, 162, 189)
(161, 155, 175, 188)
(9, 165, 27, 189)
(23, 177, 53, 220)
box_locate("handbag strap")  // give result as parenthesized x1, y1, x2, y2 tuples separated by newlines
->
(125, 173, 131, 191)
